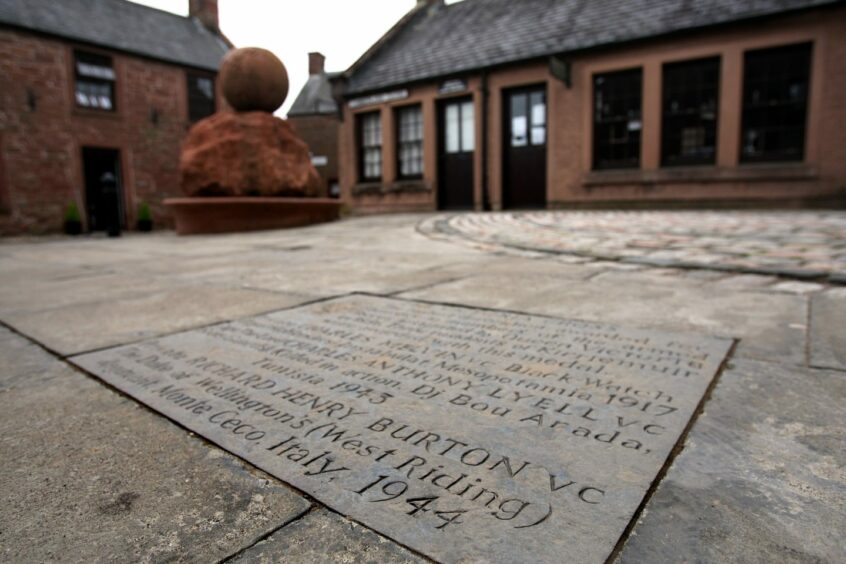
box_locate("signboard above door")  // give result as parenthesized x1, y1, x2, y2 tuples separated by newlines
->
(439, 79, 468, 95)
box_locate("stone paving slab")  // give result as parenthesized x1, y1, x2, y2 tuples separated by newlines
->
(619, 359, 846, 563)
(0, 327, 310, 563)
(70, 294, 733, 563)
(809, 288, 846, 371)
(3, 286, 312, 356)
(232, 509, 426, 564)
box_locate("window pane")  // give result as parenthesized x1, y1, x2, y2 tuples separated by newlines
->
(740, 43, 811, 163)
(77, 62, 116, 81)
(511, 94, 528, 147)
(187, 74, 216, 122)
(593, 68, 642, 169)
(530, 92, 546, 126)
(446, 104, 460, 153)
(662, 57, 720, 166)
(530, 91, 546, 146)
(531, 126, 546, 145)
(75, 51, 116, 112)
(359, 112, 382, 180)
(461, 101, 475, 152)
(397, 105, 423, 178)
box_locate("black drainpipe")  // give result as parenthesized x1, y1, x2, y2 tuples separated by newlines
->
(481, 68, 491, 211)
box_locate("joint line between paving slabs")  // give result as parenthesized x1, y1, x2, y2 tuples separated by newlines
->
(310, 506, 439, 564)
(60, 327, 438, 564)
(386, 276, 468, 297)
(804, 296, 813, 368)
(35, 292, 357, 360)
(217, 505, 320, 564)
(605, 338, 740, 563)
(0, 317, 71, 362)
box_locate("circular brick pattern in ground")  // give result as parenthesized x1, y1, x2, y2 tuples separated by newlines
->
(419, 211, 846, 282)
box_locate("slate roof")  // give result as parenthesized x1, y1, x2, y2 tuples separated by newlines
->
(288, 72, 341, 117)
(0, 0, 229, 71)
(345, 0, 844, 95)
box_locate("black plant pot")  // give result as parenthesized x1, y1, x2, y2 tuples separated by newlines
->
(137, 219, 153, 232)
(64, 220, 82, 235)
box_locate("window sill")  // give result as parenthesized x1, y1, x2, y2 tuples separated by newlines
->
(386, 180, 430, 194)
(72, 107, 122, 121)
(352, 182, 383, 196)
(352, 180, 431, 196)
(584, 164, 818, 187)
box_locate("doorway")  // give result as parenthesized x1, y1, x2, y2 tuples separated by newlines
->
(82, 147, 123, 232)
(503, 86, 547, 209)
(437, 98, 475, 210)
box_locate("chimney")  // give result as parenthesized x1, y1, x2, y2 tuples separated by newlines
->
(309, 52, 326, 76)
(189, 0, 219, 31)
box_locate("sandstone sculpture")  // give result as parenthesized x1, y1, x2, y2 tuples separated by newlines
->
(179, 47, 321, 199)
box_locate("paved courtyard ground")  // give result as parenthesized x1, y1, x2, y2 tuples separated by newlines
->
(0, 210, 844, 563)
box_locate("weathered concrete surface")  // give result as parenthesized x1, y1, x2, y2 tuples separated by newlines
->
(233, 509, 426, 564)
(810, 288, 846, 371)
(0, 326, 310, 562)
(619, 359, 846, 563)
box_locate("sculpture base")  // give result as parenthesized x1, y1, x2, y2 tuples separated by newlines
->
(165, 197, 342, 235)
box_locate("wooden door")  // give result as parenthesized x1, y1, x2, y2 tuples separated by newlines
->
(82, 147, 122, 231)
(438, 98, 475, 210)
(503, 87, 547, 209)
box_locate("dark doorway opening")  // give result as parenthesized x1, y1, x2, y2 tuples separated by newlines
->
(82, 147, 123, 232)
(437, 97, 475, 210)
(503, 86, 547, 209)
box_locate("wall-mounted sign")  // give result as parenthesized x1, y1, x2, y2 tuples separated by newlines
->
(438, 79, 468, 95)
(348, 89, 409, 109)
(311, 155, 329, 167)
(549, 55, 572, 88)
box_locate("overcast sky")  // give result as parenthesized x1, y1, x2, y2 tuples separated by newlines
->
(130, 0, 456, 116)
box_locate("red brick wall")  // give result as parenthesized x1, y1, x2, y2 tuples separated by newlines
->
(288, 114, 340, 198)
(338, 5, 846, 213)
(0, 28, 219, 234)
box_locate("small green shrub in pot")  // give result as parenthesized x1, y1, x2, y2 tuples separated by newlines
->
(137, 202, 153, 232)
(64, 203, 82, 235)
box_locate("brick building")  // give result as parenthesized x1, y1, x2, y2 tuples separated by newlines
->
(0, 0, 230, 234)
(288, 52, 341, 199)
(335, 0, 846, 213)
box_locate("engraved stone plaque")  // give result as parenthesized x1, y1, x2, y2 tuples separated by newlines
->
(71, 295, 733, 563)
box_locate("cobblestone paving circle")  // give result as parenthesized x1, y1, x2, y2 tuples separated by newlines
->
(419, 211, 846, 283)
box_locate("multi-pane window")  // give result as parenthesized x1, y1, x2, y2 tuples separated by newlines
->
(445, 100, 474, 153)
(593, 68, 642, 169)
(358, 112, 382, 181)
(662, 57, 720, 167)
(396, 105, 423, 178)
(187, 73, 216, 122)
(74, 51, 116, 111)
(741, 43, 812, 163)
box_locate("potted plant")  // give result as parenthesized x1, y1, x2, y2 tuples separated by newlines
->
(137, 202, 153, 232)
(64, 203, 82, 235)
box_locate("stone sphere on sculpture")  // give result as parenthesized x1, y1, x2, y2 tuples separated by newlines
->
(220, 47, 289, 112)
